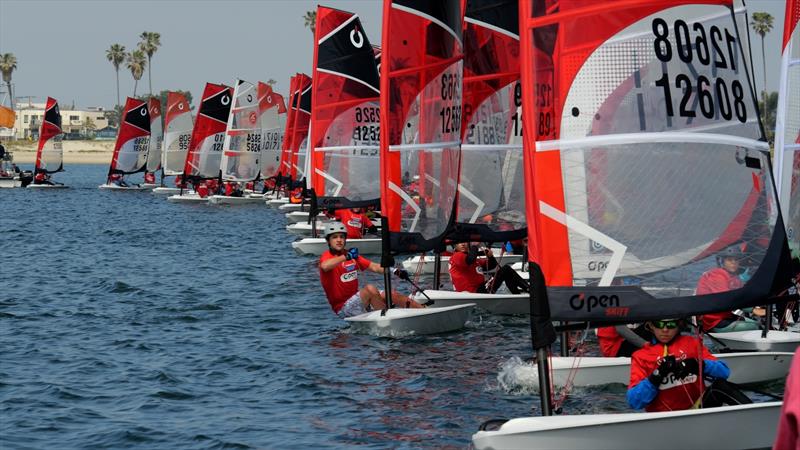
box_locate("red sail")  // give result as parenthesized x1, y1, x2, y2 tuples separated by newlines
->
(165, 92, 190, 129)
(309, 5, 381, 205)
(35, 96, 63, 174)
(109, 97, 150, 177)
(258, 82, 288, 179)
(278, 75, 300, 178)
(182, 82, 233, 181)
(379, 0, 465, 252)
(287, 73, 312, 181)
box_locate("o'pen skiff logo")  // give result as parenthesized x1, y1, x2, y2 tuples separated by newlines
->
(569, 293, 629, 317)
(350, 27, 364, 48)
(340, 271, 357, 283)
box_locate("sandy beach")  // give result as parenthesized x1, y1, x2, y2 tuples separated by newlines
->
(6, 140, 114, 165)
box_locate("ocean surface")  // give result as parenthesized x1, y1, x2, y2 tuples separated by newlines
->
(0, 164, 784, 449)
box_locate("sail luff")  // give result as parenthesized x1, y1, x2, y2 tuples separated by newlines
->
(774, 0, 800, 257)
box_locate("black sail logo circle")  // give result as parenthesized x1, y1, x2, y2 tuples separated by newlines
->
(350, 29, 364, 48)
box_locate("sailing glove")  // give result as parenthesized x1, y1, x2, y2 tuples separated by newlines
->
(648, 355, 678, 386)
(394, 269, 410, 281)
(345, 248, 359, 261)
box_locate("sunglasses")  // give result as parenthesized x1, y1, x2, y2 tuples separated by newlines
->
(652, 320, 679, 329)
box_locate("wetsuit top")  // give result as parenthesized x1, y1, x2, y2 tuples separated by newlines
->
(628, 335, 727, 412)
(449, 250, 488, 293)
(695, 268, 742, 329)
(319, 250, 372, 313)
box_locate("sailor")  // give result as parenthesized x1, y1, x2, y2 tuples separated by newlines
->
(318, 222, 424, 317)
(695, 245, 761, 332)
(627, 318, 749, 412)
(327, 207, 377, 239)
(449, 242, 529, 294)
(144, 172, 156, 184)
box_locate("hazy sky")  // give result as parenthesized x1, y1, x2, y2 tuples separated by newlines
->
(0, 0, 787, 109)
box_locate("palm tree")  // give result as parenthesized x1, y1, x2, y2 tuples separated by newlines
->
(750, 12, 774, 124)
(138, 31, 161, 96)
(0, 53, 18, 111)
(105, 44, 126, 110)
(303, 10, 317, 35)
(126, 50, 147, 97)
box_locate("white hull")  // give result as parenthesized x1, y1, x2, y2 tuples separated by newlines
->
(278, 202, 306, 212)
(207, 195, 266, 205)
(0, 177, 22, 188)
(415, 290, 529, 315)
(472, 402, 781, 450)
(523, 352, 794, 388)
(27, 183, 68, 189)
(345, 304, 475, 337)
(286, 211, 314, 224)
(403, 252, 524, 274)
(98, 183, 150, 191)
(291, 238, 382, 256)
(141, 183, 157, 189)
(709, 330, 800, 352)
(286, 222, 325, 236)
(166, 193, 208, 203)
(152, 187, 191, 196)
(266, 198, 289, 208)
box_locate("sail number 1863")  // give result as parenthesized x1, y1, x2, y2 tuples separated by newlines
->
(439, 72, 462, 134)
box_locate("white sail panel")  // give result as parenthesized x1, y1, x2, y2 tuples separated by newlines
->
(116, 136, 150, 173)
(221, 80, 262, 182)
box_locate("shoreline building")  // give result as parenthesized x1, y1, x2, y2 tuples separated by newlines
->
(5, 100, 109, 140)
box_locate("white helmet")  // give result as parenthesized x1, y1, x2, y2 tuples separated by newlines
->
(324, 222, 348, 239)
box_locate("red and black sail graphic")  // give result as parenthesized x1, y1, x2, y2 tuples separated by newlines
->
(109, 97, 150, 176)
(309, 5, 382, 212)
(182, 82, 233, 181)
(35, 96, 64, 174)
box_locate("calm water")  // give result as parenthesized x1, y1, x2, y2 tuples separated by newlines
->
(0, 164, 783, 449)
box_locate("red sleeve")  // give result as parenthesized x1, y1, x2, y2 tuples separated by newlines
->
(700, 340, 716, 360)
(361, 213, 374, 227)
(450, 252, 468, 269)
(629, 348, 652, 389)
(695, 269, 727, 295)
(356, 255, 371, 271)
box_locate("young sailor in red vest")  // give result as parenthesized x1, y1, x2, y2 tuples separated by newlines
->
(144, 172, 156, 184)
(318, 223, 424, 317)
(695, 245, 760, 332)
(627, 318, 749, 412)
(448, 242, 529, 294)
(328, 207, 377, 239)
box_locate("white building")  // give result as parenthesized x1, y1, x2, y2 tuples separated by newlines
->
(9, 101, 110, 140)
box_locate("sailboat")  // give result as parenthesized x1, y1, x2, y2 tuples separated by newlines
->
(153, 91, 194, 196)
(28, 97, 67, 189)
(256, 81, 287, 198)
(712, 0, 800, 353)
(208, 79, 266, 205)
(404, 0, 530, 314)
(472, 1, 796, 448)
(342, 0, 475, 336)
(142, 97, 163, 189)
(99, 97, 151, 190)
(290, 5, 384, 255)
(167, 82, 233, 203)
(277, 74, 313, 214)
(266, 75, 303, 208)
